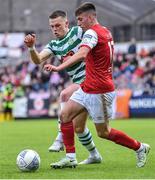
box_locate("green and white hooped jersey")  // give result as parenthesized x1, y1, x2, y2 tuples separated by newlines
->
(44, 26, 85, 84)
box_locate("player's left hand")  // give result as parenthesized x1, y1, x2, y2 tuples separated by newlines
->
(44, 64, 59, 72)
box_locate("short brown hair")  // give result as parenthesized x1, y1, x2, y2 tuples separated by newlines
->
(75, 2, 96, 16)
(49, 10, 67, 19)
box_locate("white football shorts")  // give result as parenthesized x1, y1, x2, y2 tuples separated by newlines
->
(70, 87, 115, 123)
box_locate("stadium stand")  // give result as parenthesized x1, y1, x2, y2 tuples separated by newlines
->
(0, 0, 155, 119)
(0, 0, 155, 42)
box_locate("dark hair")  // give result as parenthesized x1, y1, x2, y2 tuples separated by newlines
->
(49, 10, 67, 19)
(75, 2, 96, 16)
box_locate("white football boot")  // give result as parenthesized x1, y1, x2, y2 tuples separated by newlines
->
(79, 153, 102, 165)
(50, 156, 78, 169)
(48, 140, 64, 152)
(136, 143, 150, 168)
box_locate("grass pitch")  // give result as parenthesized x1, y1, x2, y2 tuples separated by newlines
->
(0, 118, 155, 179)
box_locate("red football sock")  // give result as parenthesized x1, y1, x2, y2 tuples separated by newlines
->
(107, 128, 141, 151)
(61, 121, 75, 153)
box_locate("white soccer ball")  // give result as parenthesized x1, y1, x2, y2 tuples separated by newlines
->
(16, 149, 40, 172)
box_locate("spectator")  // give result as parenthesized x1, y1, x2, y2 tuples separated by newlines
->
(128, 38, 137, 54)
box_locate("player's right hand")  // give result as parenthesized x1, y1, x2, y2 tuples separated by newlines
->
(44, 64, 53, 72)
(24, 34, 36, 48)
(44, 64, 59, 72)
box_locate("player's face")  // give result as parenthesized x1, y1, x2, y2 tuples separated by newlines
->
(76, 13, 90, 31)
(49, 17, 69, 39)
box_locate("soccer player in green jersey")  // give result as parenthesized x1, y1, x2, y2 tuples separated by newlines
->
(24, 10, 102, 166)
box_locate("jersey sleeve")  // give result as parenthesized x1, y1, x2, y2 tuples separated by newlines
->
(43, 42, 54, 55)
(80, 29, 98, 49)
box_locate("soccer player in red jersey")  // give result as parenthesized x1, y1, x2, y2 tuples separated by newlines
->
(44, 3, 150, 169)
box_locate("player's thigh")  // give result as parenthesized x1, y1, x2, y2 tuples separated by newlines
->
(86, 92, 115, 124)
(60, 83, 80, 102)
(73, 110, 88, 133)
(60, 99, 86, 123)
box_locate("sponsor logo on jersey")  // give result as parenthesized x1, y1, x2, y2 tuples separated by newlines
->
(68, 38, 75, 46)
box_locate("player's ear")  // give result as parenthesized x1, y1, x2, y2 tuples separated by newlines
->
(66, 20, 69, 27)
(88, 14, 92, 21)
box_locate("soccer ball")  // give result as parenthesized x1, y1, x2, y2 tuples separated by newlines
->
(16, 149, 40, 172)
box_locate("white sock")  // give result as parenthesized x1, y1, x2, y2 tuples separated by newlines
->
(77, 127, 99, 157)
(55, 132, 63, 142)
(66, 153, 76, 159)
(136, 143, 144, 152)
(90, 148, 99, 157)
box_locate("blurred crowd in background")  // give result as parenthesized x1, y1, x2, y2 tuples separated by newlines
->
(0, 33, 155, 119)
(0, 38, 155, 96)
(114, 44, 155, 96)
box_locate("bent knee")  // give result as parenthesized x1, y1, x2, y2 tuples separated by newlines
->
(60, 111, 70, 123)
(60, 90, 70, 102)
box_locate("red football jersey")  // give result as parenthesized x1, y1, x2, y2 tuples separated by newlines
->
(80, 24, 115, 93)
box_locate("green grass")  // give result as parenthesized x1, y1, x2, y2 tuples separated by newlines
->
(0, 119, 155, 179)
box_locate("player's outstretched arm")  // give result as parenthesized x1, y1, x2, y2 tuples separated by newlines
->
(44, 46, 90, 72)
(56, 46, 90, 71)
(24, 34, 51, 64)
